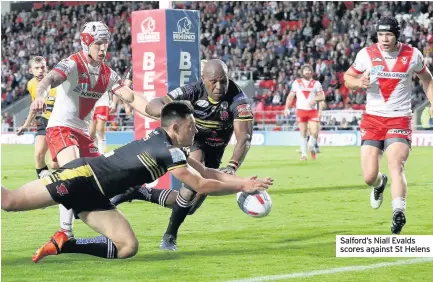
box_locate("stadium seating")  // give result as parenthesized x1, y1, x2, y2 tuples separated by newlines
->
(1, 1, 432, 130)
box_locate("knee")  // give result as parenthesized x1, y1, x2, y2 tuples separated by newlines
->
(1, 190, 16, 212)
(179, 186, 196, 201)
(117, 237, 139, 259)
(363, 170, 378, 186)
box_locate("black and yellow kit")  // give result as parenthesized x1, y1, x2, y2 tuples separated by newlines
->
(42, 128, 189, 214)
(167, 79, 253, 168)
(27, 77, 57, 135)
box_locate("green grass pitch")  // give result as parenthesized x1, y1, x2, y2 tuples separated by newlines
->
(1, 144, 432, 281)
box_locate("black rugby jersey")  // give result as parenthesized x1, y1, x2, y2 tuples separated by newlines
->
(85, 128, 189, 198)
(167, 79, 253, 147)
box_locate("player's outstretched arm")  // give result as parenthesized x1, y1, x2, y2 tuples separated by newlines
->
(144, 96, 172, 119)
(187, 157, 273, 189)
(112, 86, 155, 119)
(31, 70, 66, 112)
(221, 120, 253, 174)
(170, 162, 272, 196)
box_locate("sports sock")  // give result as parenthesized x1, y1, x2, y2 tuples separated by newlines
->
(36, 165, 49, 178)
(133, 186, 175, 207)
(165, 194, 194, 237)
(97, 139, 106, 154)
(392, 197, 406, 213)
(372, 172, 383, 188)
(61, 236, 118, 259)
(59, 205, 74, 237)
(310, 137, 317, 148)
(147, 187, 175, 207)
(300, 137, 308, 156)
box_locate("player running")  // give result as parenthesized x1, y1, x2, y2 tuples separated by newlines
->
(30, 21, 154, 242)
(16, 56, 59, 177)
(1, 101, 273, 263)
(111, 59, 254, 251)
(344, 16, 433, 234)
(285, 64, 325, 160)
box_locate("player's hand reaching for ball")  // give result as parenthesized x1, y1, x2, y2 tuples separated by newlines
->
(241, 176, 273, 193)
(359, 70, 370, 89)
(30, 98, 46, 113)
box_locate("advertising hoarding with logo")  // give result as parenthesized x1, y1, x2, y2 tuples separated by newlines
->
(131, 9, 200, 190)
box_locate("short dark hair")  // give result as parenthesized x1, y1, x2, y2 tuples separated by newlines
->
(29, 56, 45, 67)
(161, 101, 194, 128)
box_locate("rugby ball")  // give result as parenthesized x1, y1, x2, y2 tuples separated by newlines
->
(236, 190, 272, 218)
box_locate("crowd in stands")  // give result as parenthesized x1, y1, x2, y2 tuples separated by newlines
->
(1, 1, 432, 130)
(178, 1, 433, 125)
(1, 1, 157, 110)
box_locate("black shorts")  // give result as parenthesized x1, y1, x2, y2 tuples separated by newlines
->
(42, 158, 115, 215)
(191, 142, 226, 169)
(36, 116, 48, 136)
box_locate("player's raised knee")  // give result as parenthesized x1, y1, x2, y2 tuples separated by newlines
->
(1, 188, 16, 212)
(116, 237, 139, 259)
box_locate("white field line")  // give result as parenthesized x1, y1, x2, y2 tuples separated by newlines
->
(227, 257, 433, 282)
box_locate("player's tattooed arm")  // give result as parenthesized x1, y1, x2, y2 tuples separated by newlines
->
(36, 71, 66, 99)
(31, 71, 66, 112)
(144, 96, 172, 118)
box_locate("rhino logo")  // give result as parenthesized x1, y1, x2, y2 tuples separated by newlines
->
(177, 17, 192, 33)
(141, 17, 155, 34)
(173, 17, 195, 42)
(137, 17, 160, 43)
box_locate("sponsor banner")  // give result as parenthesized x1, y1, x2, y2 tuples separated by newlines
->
(1, 133, 35, 144)
(321, 110, 364, 123)
(131, 9, 167, 141)
(318, 131, 360, 146)
(412, 131, 433, 146)
(165, 9, 200, 91)
(132, 10, 169, 189)
(266, 131, 301, 146)
(164, 9, 200, 190)
(5, 131, 431, 147)
(132, 10, 200, 190)
(228, 132, 266, 146)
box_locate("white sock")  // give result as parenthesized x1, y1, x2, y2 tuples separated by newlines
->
(309, 137, 317, 151)
(372, 172, 383, 188)
(97, 139, 106, 153)
(59, 205, 74, 235)
(300, 137, 308, 156)
(392, 197, 406, 213)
